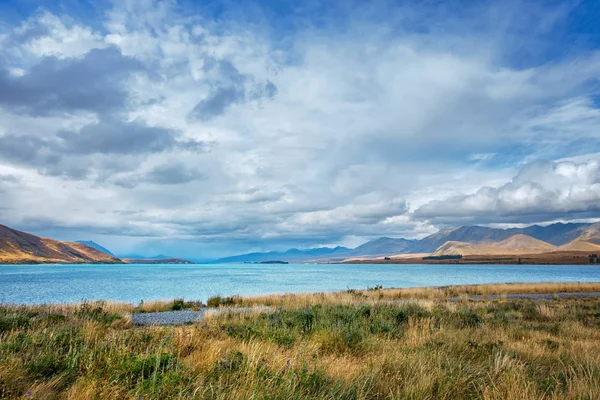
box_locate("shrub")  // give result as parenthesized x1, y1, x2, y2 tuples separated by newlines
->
(209, 351, 247, 377)
(171, 298, 185, 311)
(454, 308, 482, 328)
(395, 303, 431, 325)
(0, 313, 30, 332)
(115, 353, 177, 382)
(76, 302, 121, 324)
(207, 295, 238, 307)
(26, 355, 71, 379)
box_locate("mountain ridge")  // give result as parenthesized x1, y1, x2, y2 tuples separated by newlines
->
(433, 234, 558, 256)
(75, 240, 114, 256)
(0, 224, 123, 264)
(213, 222, 597, 263)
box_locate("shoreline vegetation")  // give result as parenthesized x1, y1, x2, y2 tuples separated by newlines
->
(343, 250, 598, 265)
(2, 283, 600, 399)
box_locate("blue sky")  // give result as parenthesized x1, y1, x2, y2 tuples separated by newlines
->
(0, 0, 599, 260)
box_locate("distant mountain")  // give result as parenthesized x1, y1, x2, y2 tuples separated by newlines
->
(119, 254, 172, 259)
(433, 234, 557, 256)
(414, 223, 593, 253)
(214, 246, 350, 263)
(347, 237, 416, 257)
(493, 234, 558, 253)
(432, 241, 501, 256)
(560, 223, 600, 252)
(0, 224, 123, 264)
(283, 246, 350, 257)
(213, 222, 598, 263)
(508, 223, 591, 246)
(123, 258, 195, 264)
(411, 226, 514, 253)
(75, 240, 114, 256)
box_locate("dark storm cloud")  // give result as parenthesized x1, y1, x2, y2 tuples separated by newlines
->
(0, 46, 141, 116)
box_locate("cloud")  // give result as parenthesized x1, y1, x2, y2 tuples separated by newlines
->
(414, 160, 600, 224)
(56, 118, 207, 155)
(0, 118, 209, 179)
(0, 47, 141, 116)
(14, 10, 106, 58)
(0, 0, 599, 258)
(114, 163, 206, 188)
(191, 86, 245, 120)
(0, 174, 20, 183)
(189, 60, 278, 120)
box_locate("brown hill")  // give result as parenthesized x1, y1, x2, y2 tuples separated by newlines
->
(560, 239, 600, 252)
(433, 234, 557, 256)
(559, 222, 600, 252)
(432, 241, 499, 256)
(492, 234, 557, 253)
(0, 224, 123, 264)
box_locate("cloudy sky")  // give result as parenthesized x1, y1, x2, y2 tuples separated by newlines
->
(0, 0, 599, 260)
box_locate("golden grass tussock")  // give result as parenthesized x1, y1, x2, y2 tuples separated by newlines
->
(2, 282, 600, 399)
(229, 281, 600, 308)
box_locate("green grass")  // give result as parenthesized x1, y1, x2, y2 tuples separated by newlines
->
(1, 294, 600, 398)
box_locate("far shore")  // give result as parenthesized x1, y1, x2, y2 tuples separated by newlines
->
(342, 250, 598, 265)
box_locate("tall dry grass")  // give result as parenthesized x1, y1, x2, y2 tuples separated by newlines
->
(1, 283, 600, 399)
(229, 281, 600, 308)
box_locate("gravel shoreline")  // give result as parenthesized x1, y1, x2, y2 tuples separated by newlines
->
(131, 306, 272, 325)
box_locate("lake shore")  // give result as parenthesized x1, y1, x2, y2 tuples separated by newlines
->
(343, 250, 597, 264)
(3, 263, 600, 305)
(2, 282, 600, 399)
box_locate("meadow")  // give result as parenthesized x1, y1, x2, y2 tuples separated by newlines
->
(1, 282, 600, 399)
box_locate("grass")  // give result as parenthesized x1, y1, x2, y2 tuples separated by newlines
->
(0, 283, 599, 398)
(226, 281, 600, 308)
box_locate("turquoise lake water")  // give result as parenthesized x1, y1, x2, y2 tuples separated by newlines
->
(1, 263, 599, 304)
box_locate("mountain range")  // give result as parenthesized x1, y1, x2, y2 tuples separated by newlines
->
(214, 222, 600, 263)
(1, 221, 599, 265)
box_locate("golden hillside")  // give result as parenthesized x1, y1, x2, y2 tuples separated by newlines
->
(432, 241, 500, 256)
(433, 234, 557, 256)
(0, 224, 122, 264)
(559, 222, 600, 252)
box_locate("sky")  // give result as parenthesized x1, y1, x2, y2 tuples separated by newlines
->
(0, 0, 599, 260)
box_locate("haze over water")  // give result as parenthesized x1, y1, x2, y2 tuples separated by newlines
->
(1, 263, 599, 304)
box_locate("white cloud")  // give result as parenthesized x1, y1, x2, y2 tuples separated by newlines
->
(18, 10, 106, 58)
(0, 0, 599, 257)
(415, 159, 600, 224)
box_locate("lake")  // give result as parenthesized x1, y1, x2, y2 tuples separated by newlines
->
(1, 263, 600, 304)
